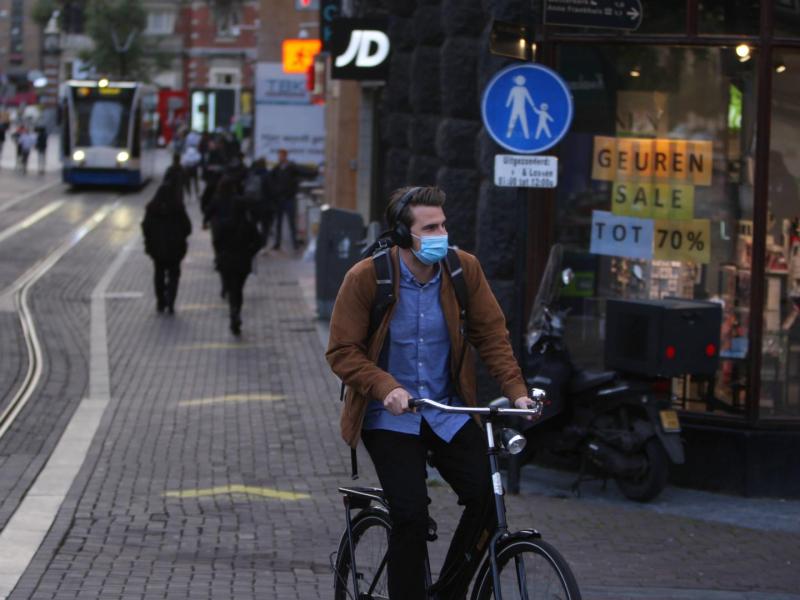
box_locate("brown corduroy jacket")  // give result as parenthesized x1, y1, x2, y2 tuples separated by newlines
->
(326, 246, 527, 448)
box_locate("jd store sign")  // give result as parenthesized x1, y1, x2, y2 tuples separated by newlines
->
(331, 18, 390, 81)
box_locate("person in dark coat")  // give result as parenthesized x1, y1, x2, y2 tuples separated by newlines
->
(34, 125, 48, 175)
(163, 154, 186, 204)
(204, 175, 239, 299)
(247, 158, 277, 248)
(269, 148, 317, 251)
(213, 191, 263, 335)
(200, 137, 228, 216)
(141, 182, 192, 314)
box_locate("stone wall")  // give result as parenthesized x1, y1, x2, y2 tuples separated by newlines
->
(365, 0, 533, 395)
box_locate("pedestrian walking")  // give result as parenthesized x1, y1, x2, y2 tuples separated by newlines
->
(180, 132, 202, 199)
(18, 128, 36, 175)
(163, 153, 186, 205)
(141, 181, 192, 314)
(269, 148, 316, 251)
(34, 125, 48, 175)
(208, 179, 262, 335)
(246, 158, 277, 248)
(200, 137, 227, 217)
(326, 186, 536, 599)
(0, 118, 8, 168)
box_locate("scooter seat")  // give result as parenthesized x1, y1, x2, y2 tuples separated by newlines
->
(569, 369, 617, 394)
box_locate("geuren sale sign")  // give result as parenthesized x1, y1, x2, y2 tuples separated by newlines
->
(592, 136, 713, 186)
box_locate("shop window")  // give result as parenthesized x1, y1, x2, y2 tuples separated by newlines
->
(774, 0, 800, 38)
(553, 44, 758, 417)
(698, 0, 759, 35)
(761, 48, 800, 419)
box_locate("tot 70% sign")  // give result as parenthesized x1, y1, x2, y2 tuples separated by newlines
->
(653, 219, 710, 263)
(591, 211, 711, 263)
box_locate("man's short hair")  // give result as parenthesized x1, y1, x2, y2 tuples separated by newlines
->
(385, 186, 446, 229)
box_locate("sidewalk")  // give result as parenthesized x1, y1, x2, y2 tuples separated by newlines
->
(8, 212, 800, 599)
(0, 134, 61, 174)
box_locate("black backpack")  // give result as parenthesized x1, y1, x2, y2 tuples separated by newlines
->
(341, 242, 470, 478)
(242, 170, 262, 204)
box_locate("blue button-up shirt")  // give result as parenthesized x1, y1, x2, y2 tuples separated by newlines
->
(363, 256, 469, 442)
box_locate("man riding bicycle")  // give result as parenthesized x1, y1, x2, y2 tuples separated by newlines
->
(326, 186, 533, 599)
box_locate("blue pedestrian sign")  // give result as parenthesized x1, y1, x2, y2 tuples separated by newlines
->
(481, 63, 574, 154)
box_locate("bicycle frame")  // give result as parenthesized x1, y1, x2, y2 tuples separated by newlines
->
(337, 396, 543, 600)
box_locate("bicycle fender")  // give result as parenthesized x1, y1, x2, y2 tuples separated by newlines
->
(469, 531, 544, 600)
(500, 529, 542, 542)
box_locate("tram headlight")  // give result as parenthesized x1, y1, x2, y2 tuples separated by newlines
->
(116, 151, 130, 163)
(72, 150, 85, 162)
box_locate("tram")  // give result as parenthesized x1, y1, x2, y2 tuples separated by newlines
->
(60, 79, 158, 187)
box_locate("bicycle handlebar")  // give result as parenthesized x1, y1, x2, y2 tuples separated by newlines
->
(408, 397, 543, 418)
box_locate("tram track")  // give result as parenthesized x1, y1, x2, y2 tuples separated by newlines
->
(0, 180, 61, 215)
(0, 200, 120, 442)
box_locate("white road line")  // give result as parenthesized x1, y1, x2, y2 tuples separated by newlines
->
(0, 200, 65, 246)
(0, 230, 138, 599)
(0, 204, 117, 311)
(0, 202, 120, 435)
(0, 181, 61, 214)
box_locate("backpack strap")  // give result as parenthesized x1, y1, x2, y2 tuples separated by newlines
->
(368, 247, 396, 340)
(444, 248, 468, 322)
(444, 248, 470, 381)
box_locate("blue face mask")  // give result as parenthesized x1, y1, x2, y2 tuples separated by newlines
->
(411, 234, 449, 265)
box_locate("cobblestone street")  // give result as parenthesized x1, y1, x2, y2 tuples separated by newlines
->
(0, 178, 797, 598)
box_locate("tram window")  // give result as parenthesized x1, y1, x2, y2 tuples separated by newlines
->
(74, 88, 134, 148)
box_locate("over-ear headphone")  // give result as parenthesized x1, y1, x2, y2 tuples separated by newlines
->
(390, 186, 421, 248)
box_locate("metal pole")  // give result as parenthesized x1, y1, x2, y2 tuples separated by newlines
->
(507, 188, 528, 495)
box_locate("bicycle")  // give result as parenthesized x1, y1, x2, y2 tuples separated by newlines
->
(331, 394, 582, 600)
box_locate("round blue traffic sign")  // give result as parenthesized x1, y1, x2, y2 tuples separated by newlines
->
(481, 63, 574, 154)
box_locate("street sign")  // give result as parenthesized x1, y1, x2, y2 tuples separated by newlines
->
(282, 39, 322, 74)
(331, 18, 390, 80)
(481, 63, 574, 154)
(545, 0, 643, 31)
(494, 155, 558, 188)
(320, 0, 341, 52)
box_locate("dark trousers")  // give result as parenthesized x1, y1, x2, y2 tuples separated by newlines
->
(259, 211, 274, 248)
(153, 260, 180, 309)
(221, 269, 249, 319)
(362, 420, 495, 600)
(183, 165, 199, 197)
(273, 196, 298, 248)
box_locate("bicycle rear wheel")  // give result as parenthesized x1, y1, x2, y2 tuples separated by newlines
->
(472, 538, 581, 600)
(334, 508, 391, 600)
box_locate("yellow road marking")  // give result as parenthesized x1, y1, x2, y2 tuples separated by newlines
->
(163, 485, 310, 501)
(179, 393, 286, 407)
(178, 303, 227, 311)
(177, 342, 256, 350)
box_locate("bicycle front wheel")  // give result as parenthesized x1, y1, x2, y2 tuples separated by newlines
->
(473, 538, 581, 600)
(334, 508, 391, 600)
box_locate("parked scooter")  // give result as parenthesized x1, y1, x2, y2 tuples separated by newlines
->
(519, 245, 685, 502)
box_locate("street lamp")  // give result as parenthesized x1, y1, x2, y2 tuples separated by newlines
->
(111, 29, 137, 78)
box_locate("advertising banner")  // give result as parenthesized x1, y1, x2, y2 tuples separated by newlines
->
(254, 63, 325, 166)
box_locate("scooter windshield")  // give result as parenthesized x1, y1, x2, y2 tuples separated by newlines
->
(526, 243, 564, 340)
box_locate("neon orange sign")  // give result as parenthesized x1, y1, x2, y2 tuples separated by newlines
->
(282, 39, 322, 74)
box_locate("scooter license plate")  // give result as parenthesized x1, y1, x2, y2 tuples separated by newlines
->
(659, 410, 681, 433)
